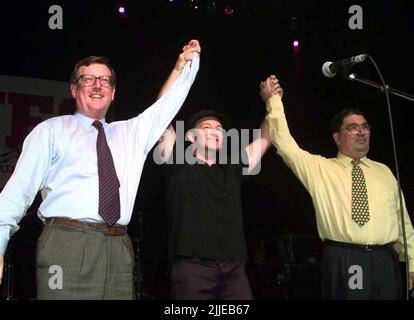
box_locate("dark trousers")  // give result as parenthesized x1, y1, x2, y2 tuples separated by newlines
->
(36, 223, 135, 300)
(321, 240, 403, 300)
(170, 256, 253, 300)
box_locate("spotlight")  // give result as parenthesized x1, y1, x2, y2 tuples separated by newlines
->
(206, 2, 216, 13)
(118, 6, 126, 14)
(224, 6, 234, 15)
(292, 40, 300, 48)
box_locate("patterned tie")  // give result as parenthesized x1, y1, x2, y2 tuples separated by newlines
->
(92, 120, 120, 225)
(351, 159, 370, 227)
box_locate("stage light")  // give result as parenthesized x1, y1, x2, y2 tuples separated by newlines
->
(189, 0, 199, 10)
(118, 6, 126, 14)
(292, 40, 300, 48)
(206, 2, 216, 13)
(225, 6, 234, 15)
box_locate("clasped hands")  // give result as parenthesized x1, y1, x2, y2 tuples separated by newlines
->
(175, 39, 201, 71)
(260, 74, 283, 102)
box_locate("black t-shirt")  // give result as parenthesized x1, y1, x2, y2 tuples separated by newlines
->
(163, 143, 248, 261)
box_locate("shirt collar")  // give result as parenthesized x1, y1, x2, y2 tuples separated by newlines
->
(336, 152, 371, 168)
(74, 111, 107, 130)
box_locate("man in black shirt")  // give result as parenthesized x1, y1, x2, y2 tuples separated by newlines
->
(155, 78, 283, 300)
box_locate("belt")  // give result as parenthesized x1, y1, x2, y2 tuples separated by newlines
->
(324, 239, 394, 251)
(45, 217, 127, 236)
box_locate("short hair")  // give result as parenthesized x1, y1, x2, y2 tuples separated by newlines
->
(330, 108, 367, 133)
(70, 56, 116, 86)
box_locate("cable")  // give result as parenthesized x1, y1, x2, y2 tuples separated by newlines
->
(365, 54, 410, 300)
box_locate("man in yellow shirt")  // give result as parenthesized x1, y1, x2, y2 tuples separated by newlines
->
(261, 74, 414, 299)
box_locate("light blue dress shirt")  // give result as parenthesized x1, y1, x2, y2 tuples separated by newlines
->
(0, 54, 199, 254)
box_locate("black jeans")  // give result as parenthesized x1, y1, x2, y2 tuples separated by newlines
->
(170, 256, 252, 300)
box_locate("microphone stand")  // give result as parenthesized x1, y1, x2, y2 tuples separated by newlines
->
(343, 65, 413, 300)
(2, 242, 13, 300)
(135, 210, 143, 300)
(135, 210, 153, 300)
(346, 73, 414, 103)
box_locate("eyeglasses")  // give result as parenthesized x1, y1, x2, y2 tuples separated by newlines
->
(76, 74, 114, 87)
(341, 123, 372, 135)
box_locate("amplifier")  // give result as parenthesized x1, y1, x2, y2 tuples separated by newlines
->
(250, 260, 321, 300)
(260, 233, 322, 264)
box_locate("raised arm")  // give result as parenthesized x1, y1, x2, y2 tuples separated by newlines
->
(154, 124, 177, 164)
(133, 40, 201, 156)
(150, 41, 201, 163)
(243, 76, 284, 175)
(158, 40, 201, 99)
(263, 74, 326, 193)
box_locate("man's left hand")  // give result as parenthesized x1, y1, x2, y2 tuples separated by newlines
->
(259, 74, 283, 102)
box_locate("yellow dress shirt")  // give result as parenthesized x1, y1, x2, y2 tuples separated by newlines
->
(266, 95, 414, 270)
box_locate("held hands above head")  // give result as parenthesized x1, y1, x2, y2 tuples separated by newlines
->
(259, 74, 284, 102)
(157, 39, 201, 99)
(175, 39, 202, 71)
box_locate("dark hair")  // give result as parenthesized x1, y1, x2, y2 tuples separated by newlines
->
(70, 56, 116, 86)
(330, 108, 367, 133)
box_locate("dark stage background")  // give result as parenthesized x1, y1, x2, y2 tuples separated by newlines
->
(0, 0, 413, 299)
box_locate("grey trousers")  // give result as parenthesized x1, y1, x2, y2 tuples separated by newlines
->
(36, 223, 135, 300)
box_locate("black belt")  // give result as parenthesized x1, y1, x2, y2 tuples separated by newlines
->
(324, 239, 394, 251)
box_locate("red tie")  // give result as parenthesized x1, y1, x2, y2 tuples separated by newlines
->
(92, 120, 120, 225)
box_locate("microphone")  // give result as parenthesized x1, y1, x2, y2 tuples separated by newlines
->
(322, 54, 367, 78)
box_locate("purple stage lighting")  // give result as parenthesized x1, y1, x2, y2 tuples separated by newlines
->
(225, 6, 234, 15)
(293, 40, 300, 48)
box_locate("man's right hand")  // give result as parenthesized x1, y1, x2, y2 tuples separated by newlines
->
(259, 74, 283, 102)
(0, 254, 3, 285)
(174, 39, 201, 72)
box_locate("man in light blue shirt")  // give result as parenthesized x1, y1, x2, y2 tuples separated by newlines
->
(0, 40, 200, 299)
